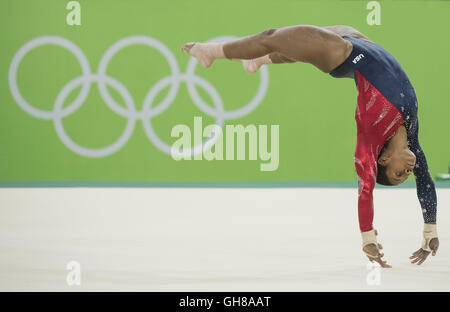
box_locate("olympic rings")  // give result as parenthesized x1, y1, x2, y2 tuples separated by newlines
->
(9, 35, 269, 157)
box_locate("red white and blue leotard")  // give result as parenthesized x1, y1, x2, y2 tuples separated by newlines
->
(330, 36, 437, 232)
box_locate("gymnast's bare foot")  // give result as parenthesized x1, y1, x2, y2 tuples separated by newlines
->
(181, 42, 224, 68)
(240, 59, 261, 74)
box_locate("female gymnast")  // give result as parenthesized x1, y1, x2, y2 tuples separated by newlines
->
(182, 25, 438, 268)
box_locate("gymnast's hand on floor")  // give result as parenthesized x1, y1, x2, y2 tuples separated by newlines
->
(410, 237, 439, 265)
(363, 244, 392, 268)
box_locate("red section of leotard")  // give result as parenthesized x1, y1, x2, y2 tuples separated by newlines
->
(354, 71, 404, 232)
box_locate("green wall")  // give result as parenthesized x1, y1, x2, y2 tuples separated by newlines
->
(1, 0, 449, 184)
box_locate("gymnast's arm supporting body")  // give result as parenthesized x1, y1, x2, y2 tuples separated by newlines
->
(408, 123, 437, 224)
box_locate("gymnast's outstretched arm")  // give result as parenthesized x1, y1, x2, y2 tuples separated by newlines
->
(182, 25, 353, 73)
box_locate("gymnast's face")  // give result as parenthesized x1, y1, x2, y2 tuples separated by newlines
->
(379, 148, 416, 185)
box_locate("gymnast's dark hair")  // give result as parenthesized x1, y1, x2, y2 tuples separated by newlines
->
(376, 144, 394, 186)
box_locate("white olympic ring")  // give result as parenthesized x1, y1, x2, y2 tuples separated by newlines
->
(8, 35, 269, 157)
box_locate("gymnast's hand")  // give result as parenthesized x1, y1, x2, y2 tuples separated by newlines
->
(410, 237, 439, 265)
(363, 244, 392, 268)
(410, 223, 438, 265)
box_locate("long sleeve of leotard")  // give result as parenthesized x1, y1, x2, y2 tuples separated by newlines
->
(407, 121, 437, 223)
(354, 138, 377, 232)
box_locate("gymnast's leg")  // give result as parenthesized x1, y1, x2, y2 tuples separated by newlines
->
(181, 25, 351, 73)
